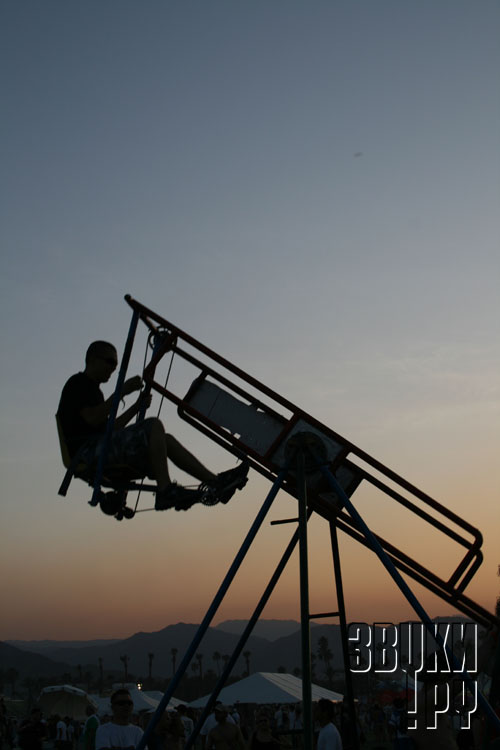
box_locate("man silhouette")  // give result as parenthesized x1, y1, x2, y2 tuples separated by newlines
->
(57, 340, 248, 510)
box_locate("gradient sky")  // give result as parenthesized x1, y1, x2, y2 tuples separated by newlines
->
(1, 1, 499, 641)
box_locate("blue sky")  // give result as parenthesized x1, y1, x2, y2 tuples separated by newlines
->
(1, 1, 499, 639)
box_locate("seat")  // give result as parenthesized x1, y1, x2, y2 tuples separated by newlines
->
(56, 414, 147, 497)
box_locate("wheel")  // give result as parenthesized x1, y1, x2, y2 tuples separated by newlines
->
(100, 490, 127, 516)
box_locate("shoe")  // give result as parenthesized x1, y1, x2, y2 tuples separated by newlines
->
(155, 483, 203, 511)
(200, 462, 249, 506)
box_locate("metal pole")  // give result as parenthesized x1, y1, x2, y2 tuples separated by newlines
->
(297, 448, 313, 750)
(136, 465, 291, 750)
(185, 507, 314, 750)
(329, 522, 359, 750)
(90, 308, 140, 506)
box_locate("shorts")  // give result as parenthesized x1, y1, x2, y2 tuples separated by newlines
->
(78, 419, 155, 476)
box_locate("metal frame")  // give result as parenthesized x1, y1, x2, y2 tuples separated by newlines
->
(58, 294, 500, 746)
(122, 294, 495, 628)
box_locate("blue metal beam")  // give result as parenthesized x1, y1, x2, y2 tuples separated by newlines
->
(135, 464, 291, 750)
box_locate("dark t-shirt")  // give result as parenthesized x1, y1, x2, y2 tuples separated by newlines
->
(57, 372, 105, 456)
(18, 720, 46, 750)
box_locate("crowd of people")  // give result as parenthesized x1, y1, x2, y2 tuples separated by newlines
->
(2, 684, 499, 750)
(1, 691, 348, 750)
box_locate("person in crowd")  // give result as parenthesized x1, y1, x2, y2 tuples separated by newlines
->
(273, 707, 289, 733)
(315, 700, 342, 750)
(17, 708, 46, 750)
(388, 698, 413, 749)
(82, 706, 100, 750)
(200, 703, 235, 749)
(176, 705, 194, 741)
(65, 717, 75, 749)
(248, 709, 282, 750)
(55, 716, 70, 750)
(206, 705, 245, 750)
(95, 689, 143, 750)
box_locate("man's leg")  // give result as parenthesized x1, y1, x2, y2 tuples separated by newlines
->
(165, 434, 216, 484)
(165, 433, 249, 502)
(145, 419, 248, 510)
(147, 418, 172, 491)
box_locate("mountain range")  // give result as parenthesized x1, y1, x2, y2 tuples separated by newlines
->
(3, 616, 473, 681)
(4, 620, 327, 680)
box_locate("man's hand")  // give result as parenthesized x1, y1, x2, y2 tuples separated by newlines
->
(136, 391, 152, 411)
(122, 376, 143, 396)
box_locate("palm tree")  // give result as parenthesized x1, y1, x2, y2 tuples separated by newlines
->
(196, 653, 204, 680)
(213, 651, 221, 675)
(120, 654, 129, 684)
(22, 677, 37, 707)
(311, 653, 317, 680)
(243, 650, 251, 676)
(98, 658, 104, 694)
(6, 668, 19, 698)
(317, 636, 334, 685)
(148, 653, 154, 682)
(171, 648, 178, 677)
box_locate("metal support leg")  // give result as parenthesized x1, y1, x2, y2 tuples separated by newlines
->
(185, 507, 314, 750)
(297, 448, 314, 750)
(136, 465, 290, 750)
(329, 522, 359, 750)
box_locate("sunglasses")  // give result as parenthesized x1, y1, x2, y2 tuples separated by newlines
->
(113, 700, 133, 707)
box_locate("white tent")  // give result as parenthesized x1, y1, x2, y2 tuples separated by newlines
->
(89, 689, 182, 715)
(189, 672, 343, 707)
(39, 686, 97, 720)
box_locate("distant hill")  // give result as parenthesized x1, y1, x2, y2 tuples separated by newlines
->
(4, 622, 338, 679)
(215, 619, 307, 641)
(4, 616, 476, 682)
(0, 642, 71, 678)
(8, 638, 120, 652)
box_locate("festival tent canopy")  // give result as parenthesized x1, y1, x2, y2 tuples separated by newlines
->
(89, 689, 182, 715)
(189, 672, 343, 707)
(143, 691, 184, 708)
(38, 685, 98, 721)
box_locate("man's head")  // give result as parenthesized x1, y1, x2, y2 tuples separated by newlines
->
(316, 699, 335, 726)
(110, 689, 134, 725)
(214, 705, 229, 723)
(255, 709, 271, 728)
(85, 341, 118, 383)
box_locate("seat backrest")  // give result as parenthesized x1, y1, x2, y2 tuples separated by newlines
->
(55, 413, 72, 469)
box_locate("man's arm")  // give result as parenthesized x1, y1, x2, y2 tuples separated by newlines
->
(80, 377, 143, 427)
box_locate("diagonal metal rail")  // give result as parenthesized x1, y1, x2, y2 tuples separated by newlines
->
(135, 464, 291, 750)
